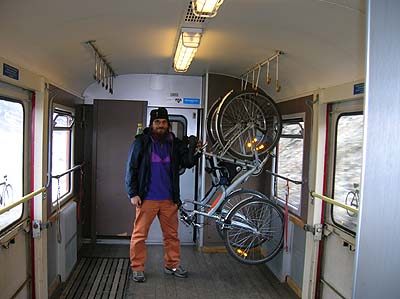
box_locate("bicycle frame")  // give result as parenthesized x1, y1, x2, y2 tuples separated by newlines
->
(180, 150, 270, 225)
(0, 175, 9, 206)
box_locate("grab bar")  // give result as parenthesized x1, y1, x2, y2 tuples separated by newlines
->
(51, 163, 85, 179)
(311, 192, 359, 214)
(1, 163, 86, 216)
(0, 187, 46, 216)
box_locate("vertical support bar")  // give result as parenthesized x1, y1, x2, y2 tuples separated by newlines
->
(32, 78, 49, 299)
(302, 92, 326, 299)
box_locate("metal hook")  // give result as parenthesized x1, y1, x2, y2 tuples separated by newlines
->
(252, 69, 257, 89)
(275, 54, 281, 92)
(94, 53, 98, 81)
(255, 65, 261, 90)
(244, 73, 249, 90)
(266, 60, 271, 84)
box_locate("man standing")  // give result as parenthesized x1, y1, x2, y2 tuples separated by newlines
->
(125, 107, 199, 282)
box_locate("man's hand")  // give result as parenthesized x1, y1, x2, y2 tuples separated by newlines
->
(130, 196, 142, 206)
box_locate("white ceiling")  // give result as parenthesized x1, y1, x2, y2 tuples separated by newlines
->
(0, 0, 366, 100)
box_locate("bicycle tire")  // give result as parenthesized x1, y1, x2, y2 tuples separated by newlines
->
(345, 191, 357, 217)
(223, 198, 284, 265)
(216, 90, 282, 160)
(206, 97, 223, 146)
(2, 184, 13, 207)
(215, 189, 268, 240)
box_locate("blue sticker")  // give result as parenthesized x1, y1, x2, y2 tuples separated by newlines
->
(353, 82, 365, 95)
(183, 98, 201, 105)
(3, 63, 19, 80)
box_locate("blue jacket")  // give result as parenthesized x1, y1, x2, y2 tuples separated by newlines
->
(125, 128, 198, 206)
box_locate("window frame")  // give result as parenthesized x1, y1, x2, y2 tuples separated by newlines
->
(169, 114, 188, 139)
(50, 105, 75, 209)
(0, 95, 26, 234)
(330, 111, 363, 234)
(273, 113, 305, 216)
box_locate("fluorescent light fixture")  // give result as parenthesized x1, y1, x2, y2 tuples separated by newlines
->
(173, 28, 202, 72)
(193, 0, 224, 18)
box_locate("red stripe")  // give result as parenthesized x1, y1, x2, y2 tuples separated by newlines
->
(30, 93, 36, 299)
(284, 181, 289, 252)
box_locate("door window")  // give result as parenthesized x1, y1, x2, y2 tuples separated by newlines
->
(332, 113, 363, 232)
(169, 115, 187, 139)
(274, 118, 304, 215)
(51, 109, 74, 206)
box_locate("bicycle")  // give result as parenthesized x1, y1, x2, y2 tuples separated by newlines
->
(180, 90, 284, 265)
(207, 89, 282, 160)
(0, 175, 13, 208)
(345, 183, 360, 217)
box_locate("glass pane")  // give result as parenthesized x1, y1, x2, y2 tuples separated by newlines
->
(276, 121, 304, 212)
(282, 123, 303, 136)
(51, 125, 71, 204)
(0, 99, 24, 232)
(53, 113, 74, 128)
(171, 121, 185, 140)
(332, 114, 363, 232)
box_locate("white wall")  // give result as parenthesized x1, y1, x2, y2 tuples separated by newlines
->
(83, 74, 203, 108)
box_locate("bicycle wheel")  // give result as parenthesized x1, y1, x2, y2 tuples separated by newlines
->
(345, 191, 357, 217)
(216, 90, 282, 160)
(2, 184, 13, 207)
(223, 198, 284, 265)
(206, 97, 223, 146)
(215, 189, 268, 240)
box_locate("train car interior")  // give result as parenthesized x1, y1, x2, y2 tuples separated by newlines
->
(0, 0, 399, 298)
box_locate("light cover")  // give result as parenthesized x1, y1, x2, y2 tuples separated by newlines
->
(193, 0, 224, 18)
(173, 28, 202, 72)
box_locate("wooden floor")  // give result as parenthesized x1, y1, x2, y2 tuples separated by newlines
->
(75, 244, 298, 299)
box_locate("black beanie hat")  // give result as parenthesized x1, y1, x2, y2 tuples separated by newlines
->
(149, 107, 169, 125)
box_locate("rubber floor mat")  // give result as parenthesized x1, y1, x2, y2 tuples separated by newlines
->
(60, 257, 129, 299)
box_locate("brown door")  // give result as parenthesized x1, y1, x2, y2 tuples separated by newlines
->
(93, 99, 147, 237)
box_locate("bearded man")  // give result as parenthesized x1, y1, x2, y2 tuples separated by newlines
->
(125, 107, 199, 282)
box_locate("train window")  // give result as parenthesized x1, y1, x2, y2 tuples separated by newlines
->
(51, 109, 74, 206)
(0, 97, 24, 232)
(168, 115, 187, 175)
(274, 118, 304, 214)
(332, 113, 363, 232)
(169, 115, 187, 140)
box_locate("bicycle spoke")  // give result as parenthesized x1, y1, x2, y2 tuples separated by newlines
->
(224, 199, 284, 264)
(216, 91, 282, 160)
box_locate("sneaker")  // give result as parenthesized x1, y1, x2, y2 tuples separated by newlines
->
(164, 265, 188, 278)
(131, 270, 146, 282)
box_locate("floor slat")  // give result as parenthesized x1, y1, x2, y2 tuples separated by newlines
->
(59, 244, 298, 299)
(60, 257, 129, 299)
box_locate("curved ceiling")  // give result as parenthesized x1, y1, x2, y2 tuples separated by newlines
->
(0, 0, 366, 100)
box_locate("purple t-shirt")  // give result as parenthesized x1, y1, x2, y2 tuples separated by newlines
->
(144, 136, 172, 200)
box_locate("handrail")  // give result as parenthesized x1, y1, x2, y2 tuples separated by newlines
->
(52, 164, 85, 179)
(0, 187, 46, 216)
(265, 169, 302, 185)
(0, 163, 86, 215)
(311, 192, 359, 214)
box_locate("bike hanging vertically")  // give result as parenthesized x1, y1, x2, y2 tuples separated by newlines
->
(179, 51, 289, 265)
(208, 50, 284, 160)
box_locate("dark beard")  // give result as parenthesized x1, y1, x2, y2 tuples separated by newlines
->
(152, 130, 168, 143)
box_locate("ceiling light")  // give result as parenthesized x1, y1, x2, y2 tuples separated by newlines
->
(193, 0, 224, 18)
(173, 28, 202, 72)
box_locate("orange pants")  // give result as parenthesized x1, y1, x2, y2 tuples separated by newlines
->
(130, 200, 180, 271)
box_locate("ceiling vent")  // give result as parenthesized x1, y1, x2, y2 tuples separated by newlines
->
(184, 1, 206, 23)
